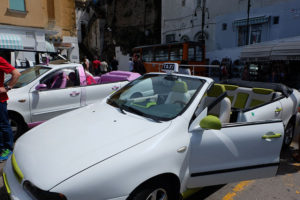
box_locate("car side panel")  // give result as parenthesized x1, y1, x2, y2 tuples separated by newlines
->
(84, 81, 127, 105)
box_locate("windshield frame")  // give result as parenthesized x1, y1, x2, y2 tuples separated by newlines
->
(6, 65, 51, 88)
(107, 73, 206, 121)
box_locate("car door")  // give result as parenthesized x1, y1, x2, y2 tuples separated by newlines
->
(240, 101, 283, 122)
(187, 110, 284, 188)
(84, 81, 124, 105)
(30, 67, 81, 122)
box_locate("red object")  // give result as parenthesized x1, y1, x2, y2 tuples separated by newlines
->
(0, 57, 15, 102)
(86, 74, 96, 85)
(92, 60, 101, 69)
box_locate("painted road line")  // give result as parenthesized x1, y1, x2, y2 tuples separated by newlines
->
(222, 180, 254, 200)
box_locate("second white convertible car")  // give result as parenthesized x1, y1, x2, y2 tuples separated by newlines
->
(3, 64, 295, 200)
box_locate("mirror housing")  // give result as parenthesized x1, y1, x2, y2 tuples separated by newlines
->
(35, 84, 47, 91)
(200, 115, 222, 130)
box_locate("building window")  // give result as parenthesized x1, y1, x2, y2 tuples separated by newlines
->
(47, 0, 55, 20)
(238, 24, 262, 46)
(197, 0, 201, 7)
(222, 23, 227, 31)
(273, 16, 280, 24)
(9, 0, 25, 11)
(182, 0, 186, 7)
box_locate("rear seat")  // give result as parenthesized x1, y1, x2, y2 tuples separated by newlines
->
(221, 84, 276, 109)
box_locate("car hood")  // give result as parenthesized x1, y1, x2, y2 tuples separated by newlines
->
(13, 101, 171, 190)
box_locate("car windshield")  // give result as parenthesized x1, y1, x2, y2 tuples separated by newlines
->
(107, 73, 205, 121)
(7, 66, 51, 88)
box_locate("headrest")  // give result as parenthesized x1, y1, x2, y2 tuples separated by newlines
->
(223, 84, 238, 91)
(207, 84, 226, 97)
(172, 81, 188, 93)
(252, 88, 274, 95)
(68, 72, 76, 80)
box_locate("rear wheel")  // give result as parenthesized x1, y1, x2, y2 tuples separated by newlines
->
(8, 114, 27, 141)
(283, 120, 295, 148)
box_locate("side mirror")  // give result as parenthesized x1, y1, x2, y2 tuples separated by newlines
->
(35, 84, 47, 91)
(200, 115, 222, 130)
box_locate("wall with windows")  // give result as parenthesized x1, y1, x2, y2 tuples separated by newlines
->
(162, 0, 296, 62)
(0, 0, 47, 28)
(215, 0, 300, 49)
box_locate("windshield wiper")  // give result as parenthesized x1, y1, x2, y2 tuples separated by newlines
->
(123, 105, 161, 123)
(107, 98, 126, 114)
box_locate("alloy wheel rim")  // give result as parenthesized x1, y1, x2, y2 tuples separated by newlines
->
(146, 188, 168, 200)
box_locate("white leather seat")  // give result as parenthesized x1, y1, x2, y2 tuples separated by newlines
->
(165, 81, 190, 105)
(204, 84, 231, 123)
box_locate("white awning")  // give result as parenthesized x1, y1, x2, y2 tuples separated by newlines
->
(45, 41, 56, 53)
(241, 36, 300, 61)
(0, 33, 23, 50)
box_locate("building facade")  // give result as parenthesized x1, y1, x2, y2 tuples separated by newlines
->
(162, 0, 300, 64)
(76, 0, 161, 68)
(0, 0, 79, 66)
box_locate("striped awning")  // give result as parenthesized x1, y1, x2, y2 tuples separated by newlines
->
(233, 16, 270, 27)
(0, 34, 23, 50)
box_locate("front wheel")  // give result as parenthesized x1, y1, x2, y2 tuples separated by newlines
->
(129, 182, 177, 200)
(283, 120, 295, 148)
(8, 114, 27, 141)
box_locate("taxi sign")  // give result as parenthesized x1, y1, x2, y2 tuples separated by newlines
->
(162, 63, 179, 74)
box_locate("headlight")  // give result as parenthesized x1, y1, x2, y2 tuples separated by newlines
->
(23, 181, 67, 200)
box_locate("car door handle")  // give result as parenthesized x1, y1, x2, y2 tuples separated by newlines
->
(70, 91, 80, 97)
(275, 108, 282, 113)
(262, 133, 282, 139)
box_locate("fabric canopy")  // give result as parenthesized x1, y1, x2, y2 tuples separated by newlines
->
(241, 36, 300, 61)
(0, 33, 23, 50)
(233, 16, 269, 27)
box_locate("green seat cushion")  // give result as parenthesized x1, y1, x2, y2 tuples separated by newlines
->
(233, 92, 249, 109)
(207, 84, 226, 97)
(172, 81, 188, 93)
(250, 99, 265, 108)
(252, 88, 274, 95)
(223, 84, 238, 91)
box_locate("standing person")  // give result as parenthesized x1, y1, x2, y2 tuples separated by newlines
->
(0, 57, 21, 161)
(242, 65, 249, 81)
(128, 57, 134, 72)
(133, 54, 146, 75)
(179, 60, 191, 75)
(92, 56, 101, 75)
(111, 56, 119, 71)
(100, 59, 108, 74)
(84, 56, 90, 73)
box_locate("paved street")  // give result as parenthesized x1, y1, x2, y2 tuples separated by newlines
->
(0, 143, 299, 200)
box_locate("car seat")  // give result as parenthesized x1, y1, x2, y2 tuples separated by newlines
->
(165, 81, 190, 106)
(51, 72, 67, 89)
(204, 84, 231, 123)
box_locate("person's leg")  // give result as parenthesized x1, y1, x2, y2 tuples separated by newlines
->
(0, 102, 13, 152)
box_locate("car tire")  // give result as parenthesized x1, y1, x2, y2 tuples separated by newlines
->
(129, 182, 177, 200)
(283, 120, 295, 148)
(8, 114, 27, 141)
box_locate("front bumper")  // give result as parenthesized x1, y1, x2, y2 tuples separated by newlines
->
(3, 156, 32, 200)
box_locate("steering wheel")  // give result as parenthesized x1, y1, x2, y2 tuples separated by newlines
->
(173, 100, 187, 108)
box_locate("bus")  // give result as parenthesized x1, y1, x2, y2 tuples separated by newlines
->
(132, 41, 206, 76)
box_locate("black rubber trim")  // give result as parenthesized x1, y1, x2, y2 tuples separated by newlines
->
(191, 163, 279, 177)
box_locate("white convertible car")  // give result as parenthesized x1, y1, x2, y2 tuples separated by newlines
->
(6, 63, 140, 139)
(3, 64, 299, 200)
